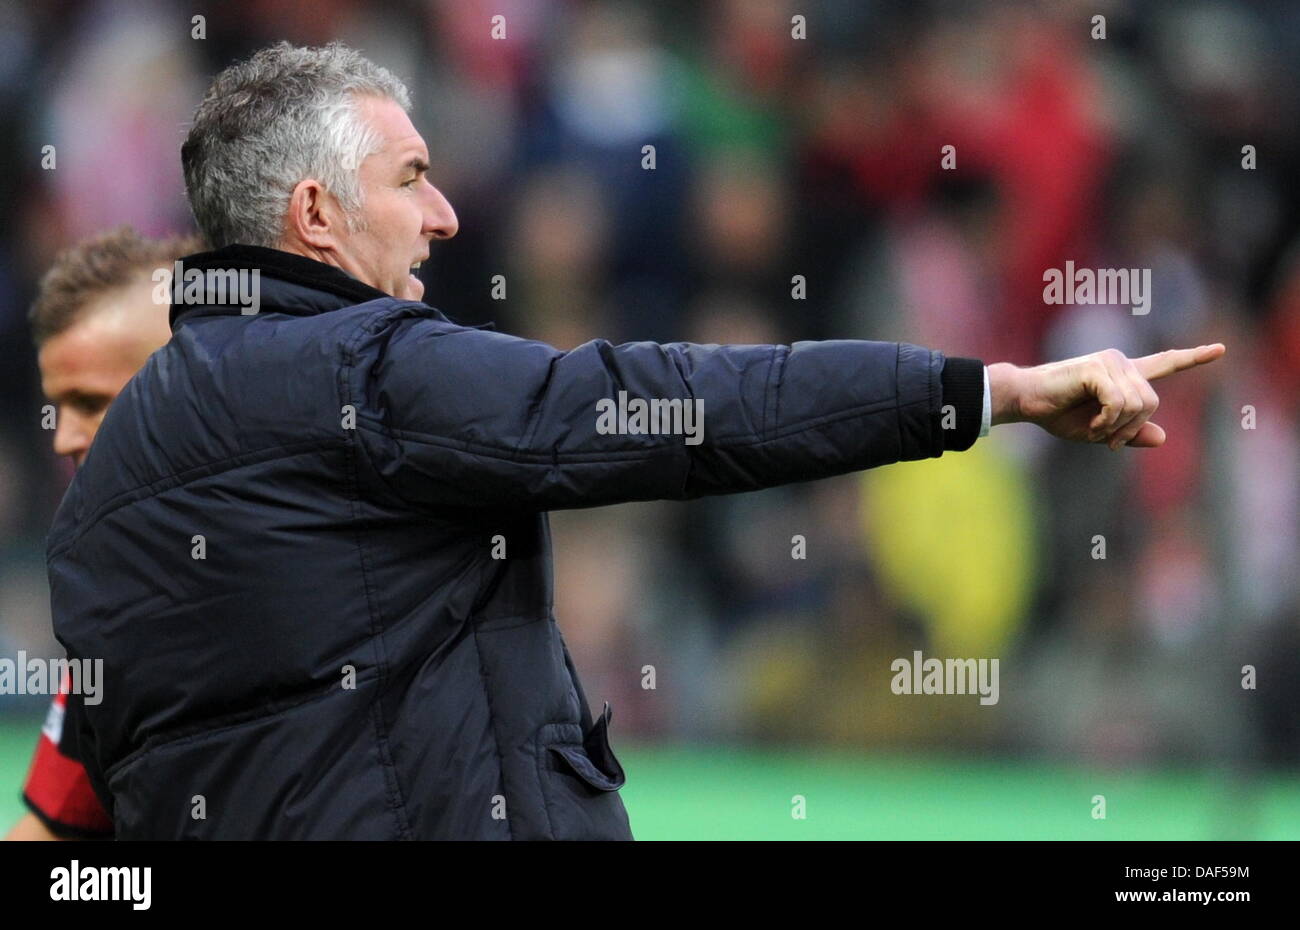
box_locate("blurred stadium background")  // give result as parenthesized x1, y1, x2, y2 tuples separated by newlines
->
(2, 0, 1299, 839)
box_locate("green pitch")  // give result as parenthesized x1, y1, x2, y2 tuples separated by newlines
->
(3, 717, 1297, 839)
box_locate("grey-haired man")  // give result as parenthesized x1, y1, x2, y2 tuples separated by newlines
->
(48, 42, 1223, 839)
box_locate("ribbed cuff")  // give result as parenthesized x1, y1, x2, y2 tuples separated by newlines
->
(939, 356, 985, 451)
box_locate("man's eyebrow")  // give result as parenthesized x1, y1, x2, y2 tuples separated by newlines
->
(53, 388, 110, 406)
(404, 157, 430, 174)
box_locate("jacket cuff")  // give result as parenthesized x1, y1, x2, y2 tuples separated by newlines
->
(939, 356, 985, 452)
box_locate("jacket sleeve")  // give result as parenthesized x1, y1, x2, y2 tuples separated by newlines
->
(353, 317, 985, 512)
(20, 690, 114, 839)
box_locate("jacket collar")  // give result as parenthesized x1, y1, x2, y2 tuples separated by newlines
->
(168, 244, 401, 330)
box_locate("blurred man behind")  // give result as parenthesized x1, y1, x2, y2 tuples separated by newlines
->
(5, 226, 201, 840)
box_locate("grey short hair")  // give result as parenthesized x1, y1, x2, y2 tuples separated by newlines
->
(182, 41, 412, 248)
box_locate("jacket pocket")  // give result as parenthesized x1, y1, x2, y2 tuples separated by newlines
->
(534, 702, 632, 839)
(544, 701, 625, 791)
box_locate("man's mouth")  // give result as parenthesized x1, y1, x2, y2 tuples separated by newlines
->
(408, 259, 426, 297)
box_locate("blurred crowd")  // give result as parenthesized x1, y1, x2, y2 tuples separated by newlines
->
(0, 0, 1298, 773)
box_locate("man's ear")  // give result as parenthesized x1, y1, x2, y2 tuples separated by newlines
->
(284, 179, 336, 250)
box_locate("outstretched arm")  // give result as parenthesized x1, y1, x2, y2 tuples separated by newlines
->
(356, 325, 980, 512)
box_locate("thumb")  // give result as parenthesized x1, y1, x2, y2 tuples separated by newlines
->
(1124, 421, 1167, 448)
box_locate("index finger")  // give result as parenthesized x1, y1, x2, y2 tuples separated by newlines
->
(1132, 343, 1226, 381)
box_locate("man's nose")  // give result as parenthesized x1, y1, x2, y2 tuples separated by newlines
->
(52, 412, 91, 462)
(424, 184, 459, 240)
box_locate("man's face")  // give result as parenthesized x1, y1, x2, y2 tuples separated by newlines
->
(37, 276, 172, 468)
(331, 96, 458, 300)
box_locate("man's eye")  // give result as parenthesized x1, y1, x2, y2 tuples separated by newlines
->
(402, 177, 418, 188)
(70, 397, 108, 416)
